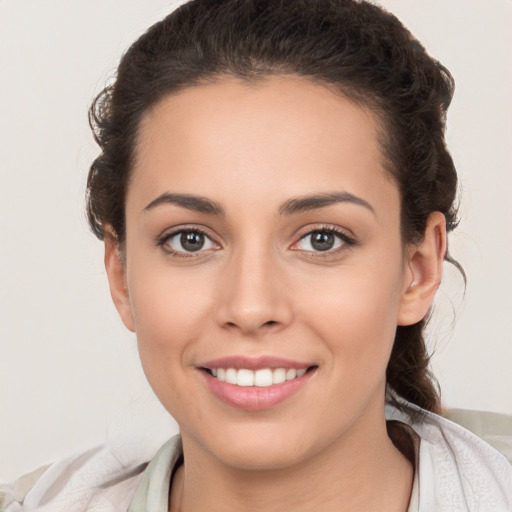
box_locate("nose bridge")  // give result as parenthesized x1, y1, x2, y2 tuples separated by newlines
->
(215, 237, 291, 334)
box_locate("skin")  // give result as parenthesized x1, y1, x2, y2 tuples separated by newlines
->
(105, 76, 446, 511)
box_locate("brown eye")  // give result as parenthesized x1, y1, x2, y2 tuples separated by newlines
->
(296, 229, 346, 252)
(180, 231, 205, 252)
(162, 229, 218, 254)
(310, 231, 336, 251)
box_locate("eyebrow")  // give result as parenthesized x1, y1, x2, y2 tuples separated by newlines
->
(144, 193, 224, 215)
(278, 192, 375, 216)
(143, 191, 375, 217)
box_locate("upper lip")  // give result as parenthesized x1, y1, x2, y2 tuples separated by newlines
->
(200, 356, 313, 371)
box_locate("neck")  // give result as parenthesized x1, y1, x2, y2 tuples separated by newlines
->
(170, 408, 413, 512)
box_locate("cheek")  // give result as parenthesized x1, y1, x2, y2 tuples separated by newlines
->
(126, 260, 213, 381)
(299, 259, 404, 376)
(128, 272, 215, 423)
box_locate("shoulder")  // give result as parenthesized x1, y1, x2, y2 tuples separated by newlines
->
(389, 402, 512, 512)
(0, 443, 148, 512)
(442, 407, 512, 463)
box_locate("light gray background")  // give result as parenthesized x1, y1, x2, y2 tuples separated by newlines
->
(1, 0, 511, 482)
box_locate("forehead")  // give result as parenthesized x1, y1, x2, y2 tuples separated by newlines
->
(129, 76, 397, 217)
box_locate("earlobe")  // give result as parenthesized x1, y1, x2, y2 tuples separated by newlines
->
(104, 227, 135, 332)
(397, 212, 447, 326)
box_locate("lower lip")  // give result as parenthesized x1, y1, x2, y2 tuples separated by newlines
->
(201, 369, 315, 411)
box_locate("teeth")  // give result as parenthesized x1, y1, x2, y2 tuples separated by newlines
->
(286, 368, 297, 380)
(254, 369, 273, 387)
(211, 367, 308, 387)
(237, 369, 254, 387)
(272, 368, 286, 384)
(225, 368, 237, 385)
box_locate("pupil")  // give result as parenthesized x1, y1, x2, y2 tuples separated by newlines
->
(311, 231, 334, 251)
(181, 232, 204, 252)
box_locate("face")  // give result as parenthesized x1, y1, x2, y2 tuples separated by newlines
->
(108, 76, 433, 471)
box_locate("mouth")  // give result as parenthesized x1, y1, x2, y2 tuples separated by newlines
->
(198, 357, 318, 410)
(203, 366, 313, 387)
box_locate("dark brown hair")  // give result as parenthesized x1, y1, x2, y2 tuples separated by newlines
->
(87, 0, 461, 414)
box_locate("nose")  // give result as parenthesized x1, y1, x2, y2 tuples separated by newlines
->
(214, 244, 293, 336)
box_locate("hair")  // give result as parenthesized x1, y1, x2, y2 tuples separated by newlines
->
(87, 0, 462, 415)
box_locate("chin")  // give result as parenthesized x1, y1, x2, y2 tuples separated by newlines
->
(185, 416, 335, 472)
(216, 436, 311, 471)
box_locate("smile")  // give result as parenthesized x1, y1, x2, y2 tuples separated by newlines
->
(199, 357, 317, 410)
(208, 367, 308, 387)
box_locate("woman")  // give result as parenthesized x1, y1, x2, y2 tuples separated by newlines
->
(2, 0, 511, 510)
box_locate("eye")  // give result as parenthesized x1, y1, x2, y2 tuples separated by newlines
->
(160, 229, 218, 255)
(293, 228, 354, 253)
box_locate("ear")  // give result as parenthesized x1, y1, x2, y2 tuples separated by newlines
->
(397, 212, 447, 326)
(104, 227, 135, 332)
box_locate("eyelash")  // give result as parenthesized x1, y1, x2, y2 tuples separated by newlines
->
(292, 226, 357, 256)
(156, 225, 357, 258)
(157, 226, 217, 258)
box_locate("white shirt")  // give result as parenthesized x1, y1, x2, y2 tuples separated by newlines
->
(2, 403, 511, 511)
